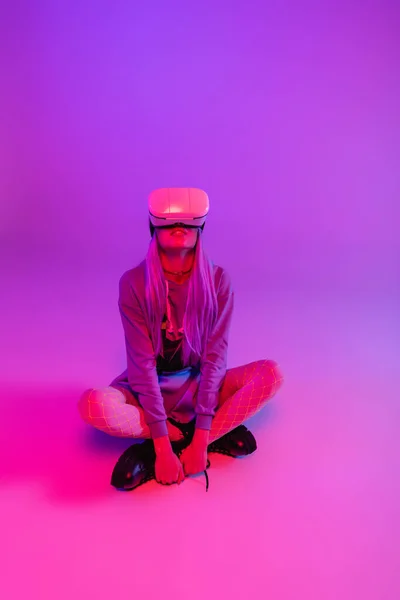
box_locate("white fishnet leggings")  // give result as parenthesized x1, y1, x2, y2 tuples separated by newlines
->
(78, 359, 284, 443)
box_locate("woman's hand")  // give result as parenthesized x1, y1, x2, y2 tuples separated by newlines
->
(179, 429, 210, 476)
(155, 450, 185, 485)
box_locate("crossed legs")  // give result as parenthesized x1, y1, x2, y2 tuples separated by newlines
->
(78, 359, 284, 441)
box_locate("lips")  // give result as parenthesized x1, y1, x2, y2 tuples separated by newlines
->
(171, 228, 187, 235)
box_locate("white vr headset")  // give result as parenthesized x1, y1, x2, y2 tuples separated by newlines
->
(148, 188, 209, 234)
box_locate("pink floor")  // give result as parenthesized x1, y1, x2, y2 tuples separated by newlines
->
(1, 1, 398, 596)
(1, 256, 398, 600)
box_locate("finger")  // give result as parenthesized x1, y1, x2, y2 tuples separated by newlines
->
(177, 465, 185, 485)
(179, 456, 185, 478)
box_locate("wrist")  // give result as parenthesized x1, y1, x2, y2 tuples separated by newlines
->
(192, 428, 210, 448)
(153, 435, 173, 456)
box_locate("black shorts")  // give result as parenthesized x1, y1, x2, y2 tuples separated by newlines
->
(167, 417, 197, 442)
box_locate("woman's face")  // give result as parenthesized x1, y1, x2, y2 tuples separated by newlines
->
(155, 225, 199, 253)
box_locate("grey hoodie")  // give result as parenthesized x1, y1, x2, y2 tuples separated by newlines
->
(109, 259, 234, 438)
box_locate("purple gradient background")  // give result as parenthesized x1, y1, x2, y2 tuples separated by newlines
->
(1, 2, 399, 599)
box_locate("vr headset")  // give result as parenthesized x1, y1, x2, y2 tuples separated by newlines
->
(148, 188, 209, 236)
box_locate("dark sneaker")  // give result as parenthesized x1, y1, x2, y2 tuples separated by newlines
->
(110, 434, 210, 492)
(208, 425, 257, 457)
(110, 439, 156, 491)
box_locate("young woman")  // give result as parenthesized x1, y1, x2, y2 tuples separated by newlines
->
(78, 188, 284, 491)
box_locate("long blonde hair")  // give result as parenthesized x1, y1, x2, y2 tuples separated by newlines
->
(144, 229, 218, 364)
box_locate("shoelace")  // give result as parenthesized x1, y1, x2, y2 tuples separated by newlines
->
(174, 421, 210, 492)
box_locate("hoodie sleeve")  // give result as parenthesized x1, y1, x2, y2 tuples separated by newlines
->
(195, 268, 234, 430)
(118, 272, 168, 439)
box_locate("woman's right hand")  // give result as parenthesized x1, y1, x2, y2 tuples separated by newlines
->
(155, 450, 185, 486)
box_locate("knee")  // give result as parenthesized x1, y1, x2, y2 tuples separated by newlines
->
(78, 386, 102, 407)
(77, 386, 120, 422)
(258, 359, 284, 387)
(77, 388, 97, 422)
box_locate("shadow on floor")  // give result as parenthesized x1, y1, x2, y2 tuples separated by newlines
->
(0, 384, 279, 506)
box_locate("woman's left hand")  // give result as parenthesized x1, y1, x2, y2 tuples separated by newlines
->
(179, 436, 208, 476)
